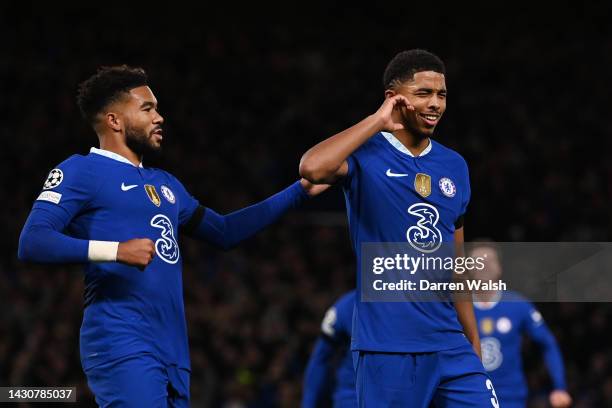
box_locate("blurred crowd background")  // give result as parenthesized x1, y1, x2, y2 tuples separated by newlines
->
(2, 3, 612, 407)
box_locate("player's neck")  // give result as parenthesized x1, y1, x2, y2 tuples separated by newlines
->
(98, 138, 143, 166)
(392, 130, 430, 156)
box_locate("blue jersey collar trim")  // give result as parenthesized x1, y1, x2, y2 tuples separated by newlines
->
(90, 147, 143, 167)
(381, 132, 432, 157)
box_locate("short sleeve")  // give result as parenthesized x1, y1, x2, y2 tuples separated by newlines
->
(32, 156, 95, 226)
(342, 137, 378, 190)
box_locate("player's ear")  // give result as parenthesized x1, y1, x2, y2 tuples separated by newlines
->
(105, 112, 122, 131)
(384, 89, 396, 99)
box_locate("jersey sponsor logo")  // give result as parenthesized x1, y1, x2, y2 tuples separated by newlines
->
(486, 378, 500, 408)
(438, 177, 456, 197)
(160, 185, 176, 204)
(321, 306, 337, 337)
(145, 184, 161, 207)
(121, 183, 138, 191)
(386, 169, 409, 177)
(43, 168, 63, 189)
(414, 173, 431, 197)
(480, 317, 494, 335)
(36, 190, 62, 204)
(406, 203, 442, 253)
(481, 337, 503, 372)
(150, 214, 180, 264)
(496, 317, 512, 333)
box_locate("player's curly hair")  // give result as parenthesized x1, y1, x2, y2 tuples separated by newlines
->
(76, 65, 148, 124)
(383, 49, 445, 90)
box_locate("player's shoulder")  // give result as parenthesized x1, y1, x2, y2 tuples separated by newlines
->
(352, 132, 388, 155)
(54, 153, 90, 169)
(431, 139, 468, 168)
(48, 153, 98, 181)
(149, 167, 184, 186)
(334, 290, 357, 311)
(500, 291, 535, 316)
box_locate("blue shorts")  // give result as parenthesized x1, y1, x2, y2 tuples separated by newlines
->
(353, 342, 500, 408)
(84, 353, 189, 408)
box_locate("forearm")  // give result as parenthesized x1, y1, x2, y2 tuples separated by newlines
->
(454, 300, 481, 358)
(18, 209, 89, 263)
(189, 181, 308, 249)
(451, 227, 480, 357)
(534, 329, 567, 389)
(299, 114, 383, 183)
(302, 337, 334, 408)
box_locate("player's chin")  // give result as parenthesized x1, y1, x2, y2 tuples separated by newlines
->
(418, 125, 436, 136)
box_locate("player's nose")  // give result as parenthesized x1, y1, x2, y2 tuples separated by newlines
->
(427, 96, 441, 111)
(154, 112, 164, 124)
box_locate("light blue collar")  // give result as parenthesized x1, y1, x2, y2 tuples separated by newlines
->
(381, 132, 432, 157)
(90, 147, 143, 167)
(473, 291, 502, 309)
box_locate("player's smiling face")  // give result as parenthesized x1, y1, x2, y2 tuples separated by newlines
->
(393, 71, 447, 137)
(122, 86, 165, 155)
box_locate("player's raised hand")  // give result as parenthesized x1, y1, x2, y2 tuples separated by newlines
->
(549, 390, 572, 407)
(374, 94, 414, 132)
(300, 178, 331, 197)
(117, 238, 155, 269)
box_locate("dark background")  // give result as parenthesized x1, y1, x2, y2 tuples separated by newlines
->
(2, 3, 612, 407)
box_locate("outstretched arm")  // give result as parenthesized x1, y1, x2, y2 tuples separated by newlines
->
(184, 179, 327, 250)
(299, 95, 413, 184)
(526, 309, 572, 407)
(301, 336, 336, 408)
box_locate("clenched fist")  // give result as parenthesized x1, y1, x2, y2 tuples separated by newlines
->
(117, 238, 155, 269)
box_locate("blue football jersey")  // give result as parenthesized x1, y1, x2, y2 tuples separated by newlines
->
(474, 291, 566, 403)
(33, 148, 199, 371)
(343, 132, 470, 352)
(320, 291, 357, 406)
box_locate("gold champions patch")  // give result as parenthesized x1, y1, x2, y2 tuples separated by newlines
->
(145, 184, 161, 207)
(414, 173, 431, 198)
(480, 318, 494, 335)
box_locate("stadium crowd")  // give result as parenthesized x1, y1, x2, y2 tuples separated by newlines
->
(2, 4, 612, 407)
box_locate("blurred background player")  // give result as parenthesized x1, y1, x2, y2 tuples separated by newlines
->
(470, 241, 572, 408)
(17, 65, 327, 407)
(300, 49, 496, 407)
(302, 290, 356, 408)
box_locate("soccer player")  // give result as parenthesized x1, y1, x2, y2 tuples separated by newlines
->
(302, 290, 356, 408)
(300, 50, 497, 407)
(471, 242, 572, 408)
(18, 65, 327, 407)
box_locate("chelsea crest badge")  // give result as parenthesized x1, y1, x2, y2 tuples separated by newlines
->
(438, 177, 456, 198)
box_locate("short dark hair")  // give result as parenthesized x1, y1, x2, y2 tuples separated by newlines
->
(76, 65, 148, 124)
(383, 49, 446, 90)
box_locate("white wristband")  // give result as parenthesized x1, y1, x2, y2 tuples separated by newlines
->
(88, 240, 119, 262)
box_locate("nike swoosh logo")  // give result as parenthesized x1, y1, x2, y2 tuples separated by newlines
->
(121, 183, 138, 191)
(386, 169, 409, 177)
